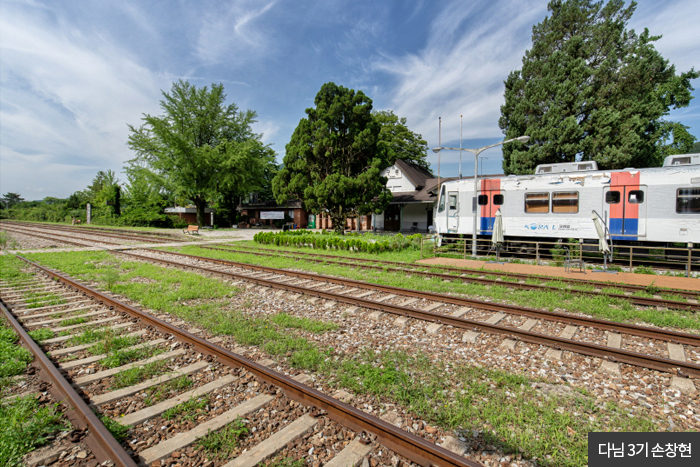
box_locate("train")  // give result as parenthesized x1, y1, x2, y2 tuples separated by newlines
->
(433, 154, 700, 252)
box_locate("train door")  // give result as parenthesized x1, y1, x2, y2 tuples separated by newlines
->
(604, 179, 647, 240)
(478, 179, 503, 234)
(447, 191, 459, 231)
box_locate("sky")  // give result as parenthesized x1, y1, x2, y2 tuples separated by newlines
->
(1, 0, 699, 200)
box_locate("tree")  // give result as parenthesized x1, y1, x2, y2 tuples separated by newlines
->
(499, 0, 699, 174)
(85, 170, 121, 220)
(373, 110, 432, 172)
(272, 82, 392, 234)
(1, 193, 24, 209)
(127, 80, 273, 226)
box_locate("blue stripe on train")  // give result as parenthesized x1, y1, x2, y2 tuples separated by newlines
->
(609, 218, 638, 241)
(479, 216, 494, 234)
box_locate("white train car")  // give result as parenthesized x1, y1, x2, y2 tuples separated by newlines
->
(434, 154, 700, 247)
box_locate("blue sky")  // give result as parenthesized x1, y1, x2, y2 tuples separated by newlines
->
(1, 0, 698, 200)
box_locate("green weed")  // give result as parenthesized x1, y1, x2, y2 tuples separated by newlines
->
(162, 395, 210, 421)
(196, 418, 248, 460)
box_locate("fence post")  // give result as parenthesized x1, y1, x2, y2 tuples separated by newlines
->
(629, 247, 633, 272)
(536, 243, 539, 265)
(688, 248, 692, 278)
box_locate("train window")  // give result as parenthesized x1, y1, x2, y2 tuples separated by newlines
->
(605, 191, 620, 204)
(628, 190, 644, 204)
(438, 186, 446, 213)
(525, 192, 549, 213)
(477, 194, 488, 205)
(448, 194, 458, 210)
(552, 191, 579, 213)
(677, 188, 700, 213)
(493, 194, 504, 205)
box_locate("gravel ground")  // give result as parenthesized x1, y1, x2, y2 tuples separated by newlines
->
(104, 249, 700, 466)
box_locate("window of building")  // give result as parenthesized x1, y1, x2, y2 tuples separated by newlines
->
(525, 192, 549, 213)
(628, 190, 644, 204)
(552, 191, 579, 213)
(477, 194, 488, 205)
(677, 188, 700, 213)
(605, 191, 620, 204)
(493, 194, 504, 205)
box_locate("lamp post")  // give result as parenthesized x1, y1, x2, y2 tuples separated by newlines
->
(432, 135, 529, 257)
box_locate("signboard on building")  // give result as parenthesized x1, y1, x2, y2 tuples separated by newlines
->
(260, 211, 285, 220)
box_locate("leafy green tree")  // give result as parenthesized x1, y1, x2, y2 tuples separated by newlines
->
(272, 82, 392, 234)
(120, 165, 170, 226)
(85, 170, 121, 221)
(689, 141, 700, 154)
(127, 80, 273, 226)
(373, 110, 432, 172)
(1, 193, 24, 209)
(499, 0, 699, 174)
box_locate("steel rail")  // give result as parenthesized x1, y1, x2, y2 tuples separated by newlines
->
(0, 298, 140, 467)
(13, 255, 480, 467)
(214, 244, 700, 301)
(200, 245, 699, 312)
(2, 220, 174, 243)
(0, 226, 96, 247)
(116, 249, 700, 378)
(3, 220, 184, 241)
(140, 248, 700, 347)
(1, 225, 124, 246)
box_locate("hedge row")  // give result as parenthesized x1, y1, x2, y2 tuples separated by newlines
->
(253, 231, 422, 253)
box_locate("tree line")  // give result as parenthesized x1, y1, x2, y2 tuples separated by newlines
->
(2, 0, 697, 232)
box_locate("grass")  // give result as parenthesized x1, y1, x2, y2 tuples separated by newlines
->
(0, 325, 33, 378)
(0, 395, 69, 467)
(144, 375, 193, 406)
(100, 415, 130, 442)
(21, 248, 666, 467)
(27, 328, 54, 342)
(88, 335, 140, 355)
(100, 346, 159, 369)
(196, 418, 248, 460)
(271, 313, 338, 333)
(68, 327, 121, 346)
(111, 360, 169, 389)
(162, 395, 210, 421)
(161, 244, 700, 332)
(58, 316, 88, 327)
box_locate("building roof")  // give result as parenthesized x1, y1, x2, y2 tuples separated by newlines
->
(393, 159, 434, 189)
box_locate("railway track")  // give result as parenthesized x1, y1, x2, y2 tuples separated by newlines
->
(1, 224, 122, 247)
(1, 256, 479, 467)
(1, 220, 185, 244)
(115, 248, 700, 385)
(207, 244, 700, 305)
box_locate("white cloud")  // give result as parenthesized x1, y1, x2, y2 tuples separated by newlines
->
(196, 1, 277, 65)
(0, 1, 168, 198)
(375, 0, 547, 143)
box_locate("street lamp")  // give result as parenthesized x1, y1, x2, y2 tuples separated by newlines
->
(432, 135, 529, 257)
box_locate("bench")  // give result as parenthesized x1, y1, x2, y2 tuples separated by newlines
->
(183, 225, 200, 235)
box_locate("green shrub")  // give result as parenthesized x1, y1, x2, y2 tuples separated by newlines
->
(253, 231, 421, 254)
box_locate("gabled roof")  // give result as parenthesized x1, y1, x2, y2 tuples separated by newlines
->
(393, 159, 434, 190)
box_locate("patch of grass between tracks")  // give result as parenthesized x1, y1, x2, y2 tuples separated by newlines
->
(164, 244, 700, 332)
(0, 317, 69, 467)
(22, 249, 661, 467)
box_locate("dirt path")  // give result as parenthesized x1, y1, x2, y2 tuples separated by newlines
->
(417, 257, 700, 292)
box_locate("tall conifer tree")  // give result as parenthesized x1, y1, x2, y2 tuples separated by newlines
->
(499, 0, 698, 174)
